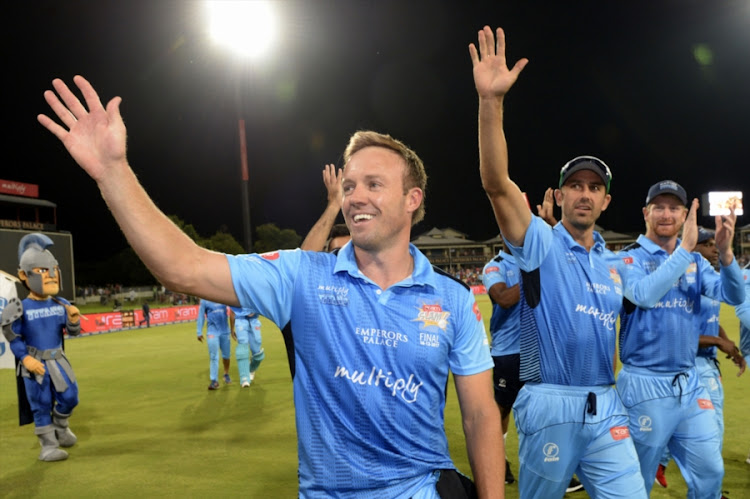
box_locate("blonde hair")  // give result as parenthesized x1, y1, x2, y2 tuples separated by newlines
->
(343, 131, 427, 225)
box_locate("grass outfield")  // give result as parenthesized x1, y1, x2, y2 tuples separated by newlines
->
(0, 297, 748, 497)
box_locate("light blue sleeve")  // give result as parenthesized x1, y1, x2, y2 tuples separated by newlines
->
(226, 250, 302, 328)
(620, 246, 693, 308)
(502, 215, 553, 273)
(705, 256, 745, 306)
(196, 300, 206, 335)
(481, 260, 506, 289)
(448, 290, 493, 376)
(736, 271, 750, 362)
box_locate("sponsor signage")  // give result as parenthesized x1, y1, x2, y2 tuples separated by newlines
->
(76, 304, 199, 335)
(0, 179, 39, 198)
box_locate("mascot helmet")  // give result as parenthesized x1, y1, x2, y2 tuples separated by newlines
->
(18, 233, 60, 296)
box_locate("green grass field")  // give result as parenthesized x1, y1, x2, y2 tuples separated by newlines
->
(1, 297, 749, 497)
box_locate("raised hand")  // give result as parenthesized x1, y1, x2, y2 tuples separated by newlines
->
(680, 198, 700, 252)
(37, 76, 127, 183)
(469, 26, 528, 100)
(714, 204, 737, 265)
(323, 163, 343, 209)
(536, 187, 557, 226)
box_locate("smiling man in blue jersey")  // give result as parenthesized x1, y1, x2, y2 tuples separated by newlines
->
(471, 26, 647, 498)
(38, 75, 503, 497)
(617, 181, 745, 498)
(654, 227, 746, 490)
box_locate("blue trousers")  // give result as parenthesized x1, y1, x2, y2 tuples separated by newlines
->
(617, 364, 723, 499)
(513, 383, 646, 499)
(207, 333, 231, 381)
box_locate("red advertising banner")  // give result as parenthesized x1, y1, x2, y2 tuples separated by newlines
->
(471, 285, 487, 295)
(0, 179, 39, 198)
(77, 305, 199, 336)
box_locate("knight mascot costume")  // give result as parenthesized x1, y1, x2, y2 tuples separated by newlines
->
(2, 233, 81, 461)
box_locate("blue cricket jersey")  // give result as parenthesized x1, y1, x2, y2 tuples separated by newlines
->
(197, 299, 230, 337)
(737, 269, 750, 364)
(696, 294, 721, 359)
(481, 250, 521, 357)
(227, 243, 492, 498)
(10, 297, 70, 360)
(503, 216, 623, 386)
(618, 235, 745, 372)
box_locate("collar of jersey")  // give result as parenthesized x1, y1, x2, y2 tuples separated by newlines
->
(553, 222, 606, 253)
(498, 249, 516, 263)
(636, 233, 682, 255)
(333, 243, 437, 289)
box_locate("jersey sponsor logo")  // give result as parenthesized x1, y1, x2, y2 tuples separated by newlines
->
(697, 398, 714, 409)
(413, 303, 450, 331)
(485, 266, 499, 274)
(565, 252, 576, 264)
(610, 426, 630, 440)
(574, 304, 617, 331)
(472, 302, 482, 322)
(542, 443, 560, 462)
(686, 262, 697, 274)
(585, 282, 611, 295)
(318, 284, 350, 306)
(419, 332, 440, 348)
(652, 297, 694, 313)
(260, 251, 280, 260)
(609, 267, 622, 285)
(622, 256, 634, 265)
(706, 378, 719, 391)
(25, 304, 66, 321)
(637, 415, 652, 432)
(333, 365, 423, 403)
(355, 327, 408, 348)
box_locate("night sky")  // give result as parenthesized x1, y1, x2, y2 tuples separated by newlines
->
(6, 1, 750, 263)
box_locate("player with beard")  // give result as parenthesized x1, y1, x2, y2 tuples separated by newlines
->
(654, 227, 746, 489)
(471, 25, 646, 498)
(617, 181, 745, 498)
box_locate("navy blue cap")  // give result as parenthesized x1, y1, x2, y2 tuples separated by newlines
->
(645, 180, 687, 206)
(696, 227, 715, 244)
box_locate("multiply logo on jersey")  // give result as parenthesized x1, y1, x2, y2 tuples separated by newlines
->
(413, 303, 450, 331)
(637, 415, 652, 432)
(543, 443, 560, 462)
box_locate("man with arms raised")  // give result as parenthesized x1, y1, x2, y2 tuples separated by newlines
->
(38, 76, 502, 498)
(617, 181, 745, 498)
(470, 26, 646, 498)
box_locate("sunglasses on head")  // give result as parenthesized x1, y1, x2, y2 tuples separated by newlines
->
(558, 156, 612, 193)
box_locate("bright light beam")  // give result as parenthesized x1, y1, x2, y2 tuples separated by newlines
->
(206, 1, 276, 59)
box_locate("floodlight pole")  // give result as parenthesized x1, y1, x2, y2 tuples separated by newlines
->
(237, 118, 252, 252)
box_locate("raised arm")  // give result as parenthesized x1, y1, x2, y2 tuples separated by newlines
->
(37, 76, 237, 306)
(470, 26, 529, 246)
(300, 164, 343, 251)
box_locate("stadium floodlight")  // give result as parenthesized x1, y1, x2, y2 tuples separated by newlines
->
(204, 0, 278, 252)
(206, 0, 276, 60)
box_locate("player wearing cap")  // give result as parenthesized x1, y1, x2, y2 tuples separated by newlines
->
(472, 25, 646, 498)
(617, 181, 745, 497)
(654, 227, 746, 489)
